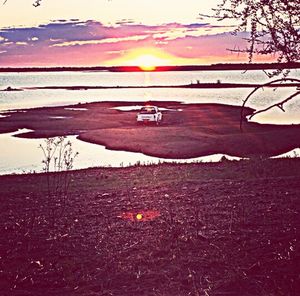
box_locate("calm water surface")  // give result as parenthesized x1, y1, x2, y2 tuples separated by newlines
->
(1, 70, 300, 174)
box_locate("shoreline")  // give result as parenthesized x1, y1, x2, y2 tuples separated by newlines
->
(2, 82, 300, 92)
(1, 61, 300, 73)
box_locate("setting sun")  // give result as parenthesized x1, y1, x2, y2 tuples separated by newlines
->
(128, 50, 171, 71)
(105, 47, 185, 70)
(132, 54, 162, 71)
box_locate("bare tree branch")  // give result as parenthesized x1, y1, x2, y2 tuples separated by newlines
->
(240, 78, 300, 130)
(248, 90, 300, 120)
(3, 0, 43, 5)
(33, 0, 42, 7)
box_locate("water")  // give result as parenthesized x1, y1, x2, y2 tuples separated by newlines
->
(0, 70, 270, 88)
(1, 70, 300, 123)
(0, 129, 242, 175)
(1, 70, 300, 175)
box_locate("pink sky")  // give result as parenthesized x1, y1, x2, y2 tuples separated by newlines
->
(0, 1, 275, 67)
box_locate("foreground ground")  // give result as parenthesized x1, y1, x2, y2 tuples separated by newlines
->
(0, 159, 299, 295)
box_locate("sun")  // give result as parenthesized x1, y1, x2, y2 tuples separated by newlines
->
(132, 54, 162, 71)
(105, 47, 180, 70)
(129, 53, 169, 71)
(127, 48, 170, 71)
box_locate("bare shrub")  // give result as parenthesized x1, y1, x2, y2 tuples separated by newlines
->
(39, 136, 78, 224)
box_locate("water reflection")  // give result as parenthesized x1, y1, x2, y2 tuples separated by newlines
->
(1, 130, 299, 175)
(0, 131, 243, 175)
(273, 148, 300, 159)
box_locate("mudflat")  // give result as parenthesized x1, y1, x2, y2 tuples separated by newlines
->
(1, 101, 300, 158)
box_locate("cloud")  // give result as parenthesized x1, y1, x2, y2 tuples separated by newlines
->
(115, 19, 135, 25)
(52, 35, 149, 47)
(0, 19, 251, 66)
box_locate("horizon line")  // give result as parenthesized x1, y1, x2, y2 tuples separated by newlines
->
(0, 62, 300, 73)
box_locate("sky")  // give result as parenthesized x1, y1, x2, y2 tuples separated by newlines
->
(0, 0, 271, 67)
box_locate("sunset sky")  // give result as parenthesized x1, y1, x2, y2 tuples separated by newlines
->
(0, 0, 269, 67)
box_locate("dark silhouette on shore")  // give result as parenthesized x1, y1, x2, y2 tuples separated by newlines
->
(2, 82, 300, 92)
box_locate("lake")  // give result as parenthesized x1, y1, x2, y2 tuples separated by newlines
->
(1, 70, 300, 174)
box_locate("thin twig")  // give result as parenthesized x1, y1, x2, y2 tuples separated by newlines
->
(240, 77, 300, 131)
(249, 91, 300, 120)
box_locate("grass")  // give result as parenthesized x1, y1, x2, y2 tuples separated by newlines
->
(0, 159, 299, 295)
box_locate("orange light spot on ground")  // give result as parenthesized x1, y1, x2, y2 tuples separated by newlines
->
(120, 210, 160, 222)
(136, 213, 143, 220)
